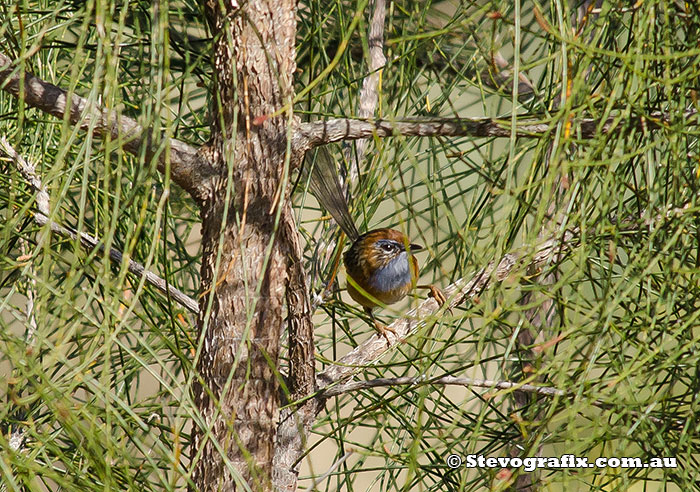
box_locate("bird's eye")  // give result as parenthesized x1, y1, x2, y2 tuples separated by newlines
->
(380, 243, 395, 252)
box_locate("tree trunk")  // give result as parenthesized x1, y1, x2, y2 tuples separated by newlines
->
(191, 1, 300, 491)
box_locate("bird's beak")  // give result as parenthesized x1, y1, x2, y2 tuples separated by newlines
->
(409, 243, 423, 252)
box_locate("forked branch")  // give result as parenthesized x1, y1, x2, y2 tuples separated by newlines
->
(0, 52, 216, 203)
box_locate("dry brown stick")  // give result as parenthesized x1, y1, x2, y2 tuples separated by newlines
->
(0, 52, 216, 203)
(0, 137, 199, 314)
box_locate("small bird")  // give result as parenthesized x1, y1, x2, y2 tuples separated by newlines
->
(304, 147, 445, 341)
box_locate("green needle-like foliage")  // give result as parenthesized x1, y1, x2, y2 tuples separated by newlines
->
(2, 0, 700, 491)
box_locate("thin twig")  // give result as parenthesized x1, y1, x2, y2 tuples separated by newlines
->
(320, 375, 681, 428)
(309, 450, 353, 489)
(19, 239, 38, 344)
(0, 137, 199, 314)
(322, 375, 564, 398)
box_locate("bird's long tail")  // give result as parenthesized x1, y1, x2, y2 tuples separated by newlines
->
(302, 146, 361, 242)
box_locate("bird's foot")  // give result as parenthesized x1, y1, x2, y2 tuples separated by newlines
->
(427, 285, 446, 306)
(423, 284, 452, 315)
(373, 319, 398, 346)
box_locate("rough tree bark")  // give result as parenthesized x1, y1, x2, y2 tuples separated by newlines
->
(4, 2, 680, 490)
(190, 1, 302, 491)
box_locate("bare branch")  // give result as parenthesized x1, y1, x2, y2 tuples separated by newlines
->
(320, 375, 680, 428)
(9, 427, 26, 452)
(0, 137, 199, 314)
(0, 138, 51, 216)
(0, 52, 216, 203)
(296, 111, 697, 148)
(360, 0, 386, 120)
(299, 117, 525, 147)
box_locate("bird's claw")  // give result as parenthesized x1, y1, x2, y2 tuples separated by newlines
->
(373, 320, 397, 346)
(427, 285, 452, 315)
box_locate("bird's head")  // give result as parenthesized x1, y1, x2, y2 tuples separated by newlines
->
(356, 228, 422, 269)
(344, 228, 423, 307)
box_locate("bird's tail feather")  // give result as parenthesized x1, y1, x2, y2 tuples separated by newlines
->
(302, 146, 360, 241)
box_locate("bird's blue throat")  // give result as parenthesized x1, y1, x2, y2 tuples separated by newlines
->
(368, 251, 411, 292)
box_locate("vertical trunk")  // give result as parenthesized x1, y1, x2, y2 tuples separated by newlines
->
(192, 1, 298, 491)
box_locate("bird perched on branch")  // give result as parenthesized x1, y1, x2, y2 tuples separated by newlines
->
(304, 147, 445, 341)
